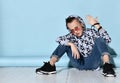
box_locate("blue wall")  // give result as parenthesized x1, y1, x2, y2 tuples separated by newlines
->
(0, 0, 120, 57)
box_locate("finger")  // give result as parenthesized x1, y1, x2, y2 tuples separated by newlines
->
(86, 15, 91, 18)
(72, 52, 76, 58)
(72, 52, 74, 57)
(95, 17, 98, 21)
(77, 54, 80, 59)
(74, 54, 77, 59)
(73, 52, 79, 59)
(86, 15, 90, 20)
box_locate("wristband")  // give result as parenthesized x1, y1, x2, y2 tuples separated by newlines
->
(98, 26, 102, 31)
(91, 23, 100, 27)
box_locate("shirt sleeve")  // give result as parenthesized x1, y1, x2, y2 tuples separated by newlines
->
(56, 33, 72, 45)
(98, 28, 111, 44)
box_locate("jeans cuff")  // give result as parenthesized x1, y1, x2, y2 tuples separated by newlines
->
(102, 52, 110, 56)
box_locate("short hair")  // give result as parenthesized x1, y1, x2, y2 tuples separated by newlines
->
(65, 15, 86, 29)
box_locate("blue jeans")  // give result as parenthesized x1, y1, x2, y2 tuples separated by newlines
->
(51, 38, 110, 70)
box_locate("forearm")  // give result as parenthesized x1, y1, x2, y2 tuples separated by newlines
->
(92, 23, 111, 43)
(91, 23, 102, 31)
(67, 42, 74, 46)
(56, 33, 73, 45)
(98, 28, 111, 43)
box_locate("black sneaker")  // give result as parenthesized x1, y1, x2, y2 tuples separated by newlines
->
(102, 63, 116, 77)
(36, 62, 56, 75)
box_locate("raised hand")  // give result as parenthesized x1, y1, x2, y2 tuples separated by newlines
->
(86, 15, 98, 25)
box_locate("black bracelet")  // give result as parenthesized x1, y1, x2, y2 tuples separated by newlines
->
(91, 23, 100, 27)
(98, 26, 102, 31)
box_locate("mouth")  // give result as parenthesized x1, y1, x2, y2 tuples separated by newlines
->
(75, 32, 83, 36)
(75, 33, 80, 36)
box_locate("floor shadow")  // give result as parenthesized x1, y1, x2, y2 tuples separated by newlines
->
(57, 67, 69, 74)
(108, 46, 117, 57)
(108, 46, 117, 67)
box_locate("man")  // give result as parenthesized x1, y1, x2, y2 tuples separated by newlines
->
(36, 15, 116, 77)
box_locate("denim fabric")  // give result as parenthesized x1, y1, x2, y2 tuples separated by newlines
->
(51, 38, 110, 70)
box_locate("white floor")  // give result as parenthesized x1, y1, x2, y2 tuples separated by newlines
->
(0, 67, 120, 83)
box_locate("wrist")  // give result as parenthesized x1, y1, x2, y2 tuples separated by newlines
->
(91, 23, 100, 27)
(91, 22, 102, 30)
(98, 26, 102, 31)
(67, 42, 73, 46)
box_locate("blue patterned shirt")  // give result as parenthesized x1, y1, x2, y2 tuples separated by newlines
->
(56, 28, 111, 57)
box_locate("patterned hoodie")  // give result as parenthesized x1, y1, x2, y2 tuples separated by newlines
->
(56, 28, 111, 57)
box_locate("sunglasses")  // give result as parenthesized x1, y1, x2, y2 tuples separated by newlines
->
(70, 27, 80, 34)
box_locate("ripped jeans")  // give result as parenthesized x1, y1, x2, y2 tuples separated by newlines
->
(50, 38, 110, 70)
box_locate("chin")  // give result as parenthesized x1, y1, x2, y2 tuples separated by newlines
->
(76, 33, 81, 36)
(75, 34, 81, 37)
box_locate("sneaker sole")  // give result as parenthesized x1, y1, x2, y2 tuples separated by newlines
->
(102, 73, 116, 77)
(36, 70, 56, 75)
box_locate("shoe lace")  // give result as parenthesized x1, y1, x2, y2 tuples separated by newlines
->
(40, 62, 48, 69)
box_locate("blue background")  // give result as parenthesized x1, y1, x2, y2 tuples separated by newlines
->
(0, 0, 120, 66)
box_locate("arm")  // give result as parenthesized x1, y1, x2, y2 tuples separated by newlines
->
(86, 15, 111, 43)
(56, 33, 71, 45)
(56, 34, 80, 59)
(67, 42, 80, 59)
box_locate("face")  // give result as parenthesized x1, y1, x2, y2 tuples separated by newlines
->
(67, 19, 83, 36)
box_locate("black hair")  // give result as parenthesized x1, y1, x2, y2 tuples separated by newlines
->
(65, 15, 86, 30)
